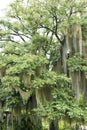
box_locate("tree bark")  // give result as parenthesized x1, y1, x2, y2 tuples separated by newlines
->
(49, 120, 58, 130)
(0, 102, 2, 130)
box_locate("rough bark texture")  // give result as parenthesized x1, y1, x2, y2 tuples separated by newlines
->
(49, 120, 58, 130)
(0, 102, 2, 130)
(82, 40, 87, 103)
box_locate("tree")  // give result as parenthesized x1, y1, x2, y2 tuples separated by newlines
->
(0, 0, 87, 130)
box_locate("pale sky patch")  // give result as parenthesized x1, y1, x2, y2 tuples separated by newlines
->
(0, 0, 13, 17)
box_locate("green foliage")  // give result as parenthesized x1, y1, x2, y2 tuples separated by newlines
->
(39, 71, 59, 87)
(32, 34, 50, 51)
(33, 75, 71, 119)
(34, 86, 85, 124)
(32, 71, 70, 88)
(81, 14, 87, 40)
(2, 76, 20, 87)
(49, 42, 61, 65)
(6, 91, 23, 107)
(67, 53, 87, 72)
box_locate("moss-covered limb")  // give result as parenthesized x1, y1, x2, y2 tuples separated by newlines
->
(60, 24, 83, 75)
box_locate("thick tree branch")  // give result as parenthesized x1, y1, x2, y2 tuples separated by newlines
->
(39, 24, 62, 43)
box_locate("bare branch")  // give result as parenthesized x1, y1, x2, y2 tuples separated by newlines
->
(0, 38, 20, 44)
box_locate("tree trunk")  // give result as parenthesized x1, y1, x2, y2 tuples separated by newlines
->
(6, 113, 11, 130)
(71, 71, 81, 101)
(49, 120, 58, 130)
(26, 93, 42, 130)
(0, 102, 2, 130)
(62, 35, 70, 74)
(82, 40, 87, 103)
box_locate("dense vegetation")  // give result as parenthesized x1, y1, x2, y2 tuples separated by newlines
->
(0, 0, 87, 130)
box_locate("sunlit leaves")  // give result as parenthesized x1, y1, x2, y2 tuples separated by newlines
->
(35, 87, 85, 122)
(67, 104, 84, 120)
(67, 53, 87, 72)
(33, 71, 70, 89)
(2, 76, 20, 87)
